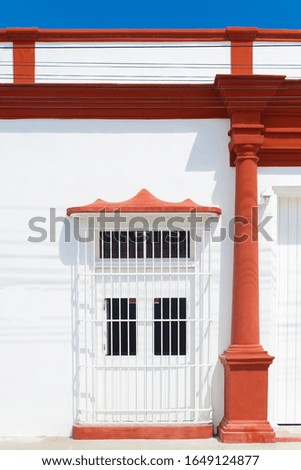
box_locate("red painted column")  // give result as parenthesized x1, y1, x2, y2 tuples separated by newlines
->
(215, 75, 285, 443)
(218, 140, 276, 443)
(232, 145, 261, 346)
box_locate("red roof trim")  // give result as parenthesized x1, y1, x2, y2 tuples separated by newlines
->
(0, 28, 228, 43)
(66, 189, 222, 216)
(1, 27, 301, 43)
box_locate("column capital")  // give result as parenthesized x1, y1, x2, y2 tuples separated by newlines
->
(229, 124, 264, 164)
(215, 75, 285, 165)
(215, 74, 286, 114)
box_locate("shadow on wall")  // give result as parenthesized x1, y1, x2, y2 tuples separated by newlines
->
(185, 125, 235, 431)
(58, 221, 78, 426)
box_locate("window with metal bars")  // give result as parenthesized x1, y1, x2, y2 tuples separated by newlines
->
(106, 298, 137, 356)
(99, 230, 190, 259)
(154, 298, 187, 356)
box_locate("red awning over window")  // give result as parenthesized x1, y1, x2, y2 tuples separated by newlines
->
(66, 189, 221, 216)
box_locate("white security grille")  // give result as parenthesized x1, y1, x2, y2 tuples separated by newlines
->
(73, 217, 213, 425)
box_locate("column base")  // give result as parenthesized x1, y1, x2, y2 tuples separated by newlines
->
(218, 344, 275, 443)
(218, 418, 276, 443)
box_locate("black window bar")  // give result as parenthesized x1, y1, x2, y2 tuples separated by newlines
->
(154, 297, 187, 356)
(106, 298, 137, 356)
(99, 230, 190, 259)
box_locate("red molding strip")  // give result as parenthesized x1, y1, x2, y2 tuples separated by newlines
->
(0, 83, 227, 119)
(0, 28, 228, 42)
(256, 29, 301, 42)
(72, 424, 213, 440)
(37, 29, 227, 42)
(1, 27, 301, 43)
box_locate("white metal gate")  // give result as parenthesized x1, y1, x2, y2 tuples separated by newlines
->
(277, 196, 301, 424)
(73, 218, 213, 425)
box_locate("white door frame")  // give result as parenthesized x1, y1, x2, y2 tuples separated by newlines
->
(267, 186, 301, 425)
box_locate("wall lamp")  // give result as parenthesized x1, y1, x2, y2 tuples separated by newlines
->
(260, 189, 272, 206)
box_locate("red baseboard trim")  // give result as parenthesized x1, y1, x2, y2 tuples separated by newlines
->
(72, 424, 213, 440)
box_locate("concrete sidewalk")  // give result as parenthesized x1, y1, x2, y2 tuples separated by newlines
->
(1, 437, 301, 450)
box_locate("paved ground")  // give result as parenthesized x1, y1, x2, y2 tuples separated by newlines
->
(1, 437, 301, 450)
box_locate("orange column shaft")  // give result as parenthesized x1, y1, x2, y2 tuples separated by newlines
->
(217, 143, 276, 443)
(231, 151, 259, 345)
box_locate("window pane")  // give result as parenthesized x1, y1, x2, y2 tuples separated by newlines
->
(99, 230, 190, 259)
(179, 231, 190, 258)
(129, 231, 144, 258)
(112, 231, 119, 259)
(99, 231, 111, 258)
(106, 298, 136, 356)
(153, 231, 162, 258)
(119, 231, 128, 258)
(146, 231, 153, 258)
(170, 231, 178, 258)
(154, 298, 186, 355)
(162, 231, 170, 258)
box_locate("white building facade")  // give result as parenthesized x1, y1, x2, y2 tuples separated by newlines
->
(0, 27, 301, 442)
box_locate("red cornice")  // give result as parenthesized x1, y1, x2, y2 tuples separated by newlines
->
(37, 28, 227, 42)
(66, 189, 222, 216)
(0, 83, 227, 119)
(256, 29, 301, 42)
(0, 28, 228, 42)
(0, 27, 301, 43)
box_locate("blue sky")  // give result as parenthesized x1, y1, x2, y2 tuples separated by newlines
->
(1, 0, 300, 29)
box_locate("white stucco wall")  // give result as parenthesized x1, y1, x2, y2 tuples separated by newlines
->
(0, 43, 13, 83)
(1, 117, 299, 435)
(0, 118, 234, 436)
(35, 42, 231, 83)
(253, 42, 301, 79)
